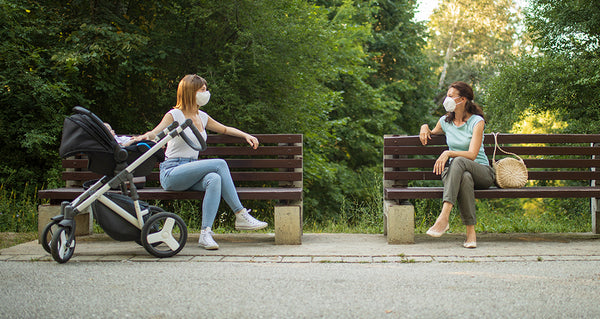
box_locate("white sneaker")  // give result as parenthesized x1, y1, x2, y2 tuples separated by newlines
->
(198, 227, 219, 250)
(235, 209, 268, 230)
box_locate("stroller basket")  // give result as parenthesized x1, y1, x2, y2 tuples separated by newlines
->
(92, 192, 149, 241)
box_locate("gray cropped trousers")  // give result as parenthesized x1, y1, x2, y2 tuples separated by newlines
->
(441, 157, 495, 225)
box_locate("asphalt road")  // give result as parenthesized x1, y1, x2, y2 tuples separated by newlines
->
(1, 260, 599, 318)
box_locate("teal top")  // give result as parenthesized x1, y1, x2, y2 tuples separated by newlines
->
(439, 114, 489, 166)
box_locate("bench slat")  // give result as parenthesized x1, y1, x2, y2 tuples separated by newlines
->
(201, 146, 302, 156)
(384, 158, 600, 169)
(63, 171, 302, 182)
(38, 187, 303, 202)
(385, 134, 600, 146)
(207, 134, 302, 144)
(385, 186, 600, 199)
(385, 146, 600, 156)
(63, 158, 303, 170)
(385, 171, 600, 181)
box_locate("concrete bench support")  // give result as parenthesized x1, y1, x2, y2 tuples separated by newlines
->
(383, 200, 414, 244)
(38, 204, 93, 242)
(274, 204, 302, 245)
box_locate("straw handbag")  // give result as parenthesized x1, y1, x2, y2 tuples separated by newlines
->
(492, 133, 528, 188)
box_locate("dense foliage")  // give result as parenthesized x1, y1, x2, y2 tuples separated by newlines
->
(0, 0, 432, 224)
(3, 0, 598, 232)
(483, 0, 600, 133)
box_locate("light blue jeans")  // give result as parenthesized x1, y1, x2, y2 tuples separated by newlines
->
(159, 158, 244, 229)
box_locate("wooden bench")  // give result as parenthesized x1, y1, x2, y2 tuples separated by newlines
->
(383, 133, 600, 244)
(38, 134, 303, 244)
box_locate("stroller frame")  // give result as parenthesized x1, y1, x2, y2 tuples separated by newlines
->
(44, 107, 207, 263)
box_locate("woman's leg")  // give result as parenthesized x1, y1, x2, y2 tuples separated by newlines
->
(456, 171, 476, 225)
(160, 159, 267, 230)
(465, 225, 477, 244)
(432, 157, 494, 238)
(428, 201, 453, 234)
(161, 159, 244, 213)
(198, 173, 221, 229)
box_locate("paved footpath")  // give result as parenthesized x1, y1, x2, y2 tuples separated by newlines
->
(1, 232, 600, 263)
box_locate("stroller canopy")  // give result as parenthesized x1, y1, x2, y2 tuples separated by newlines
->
(59, 107, 120, 159)
(59, 107, 164, 177)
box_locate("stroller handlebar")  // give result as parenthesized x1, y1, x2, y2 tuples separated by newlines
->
(156, 121, 180, 141)
(179, 119, 208, 152)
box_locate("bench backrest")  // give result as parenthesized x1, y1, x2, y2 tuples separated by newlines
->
(62, 134, 303, 188)
(384, 134, 600, 187)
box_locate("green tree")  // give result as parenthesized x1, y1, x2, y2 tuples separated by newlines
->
(482, 0, 600, 133)
(426, 0, 520, 91)
(0, 0, 167, 187)
(1, 0, 433, 228)
(303, 0, 434, 221)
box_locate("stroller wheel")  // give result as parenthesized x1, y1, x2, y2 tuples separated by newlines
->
(141, 212, 187, 258)
(41, 220, 60, 254)
(135, 206, 165, 247)
(50, 226, 76, 263)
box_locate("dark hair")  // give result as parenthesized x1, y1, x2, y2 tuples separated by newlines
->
(444, 81, 485, 123)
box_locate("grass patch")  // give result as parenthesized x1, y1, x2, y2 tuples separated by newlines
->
(0, 232, 37, 249)
(415, 197, 591, 234)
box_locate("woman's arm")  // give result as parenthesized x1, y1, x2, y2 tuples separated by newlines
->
(432, 120, 485, 175)
(206, 116, 259, 149)
(420, 120, 444, 145)
(131, 113, 174, 142)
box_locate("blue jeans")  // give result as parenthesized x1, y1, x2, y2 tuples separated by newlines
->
(159, 158, 244, 229)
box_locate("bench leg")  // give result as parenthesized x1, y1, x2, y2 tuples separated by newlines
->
(384, 200, 415, 244)
(593, 198, 600, 234)
(38, 204, 93, 243)
(274, 205, 302, 245)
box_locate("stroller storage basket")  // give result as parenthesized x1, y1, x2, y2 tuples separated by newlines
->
(92, 192, 150, 241)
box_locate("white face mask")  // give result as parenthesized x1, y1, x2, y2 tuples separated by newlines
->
(196, 91, 211, 107)
(443, 96, 459, 112)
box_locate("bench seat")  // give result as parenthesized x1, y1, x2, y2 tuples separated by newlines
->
(383, 133, 600, 244)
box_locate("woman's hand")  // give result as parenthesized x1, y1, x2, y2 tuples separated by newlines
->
(245, 134, 259, 149)
(433, 150, 450, 175)
(130, 131, 156, 144)
(419, 124, 431, 145)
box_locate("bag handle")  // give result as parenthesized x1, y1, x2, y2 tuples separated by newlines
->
(492, 132, 525, 163)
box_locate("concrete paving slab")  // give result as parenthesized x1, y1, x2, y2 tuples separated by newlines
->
(313, 256, 343, 263)
(1, 232, 599, 263)
(251, 256, 283, 263)
(190, 256, 223, 262)
(281, 256, 312, 263)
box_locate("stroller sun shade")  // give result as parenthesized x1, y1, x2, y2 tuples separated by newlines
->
(59, 112, 119, 159)
(59, 107, 164, 177)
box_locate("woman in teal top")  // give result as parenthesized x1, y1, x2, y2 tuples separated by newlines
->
(419, 81, 495, 248)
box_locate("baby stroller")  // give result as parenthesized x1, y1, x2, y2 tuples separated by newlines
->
(41, 106, 207, 263)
